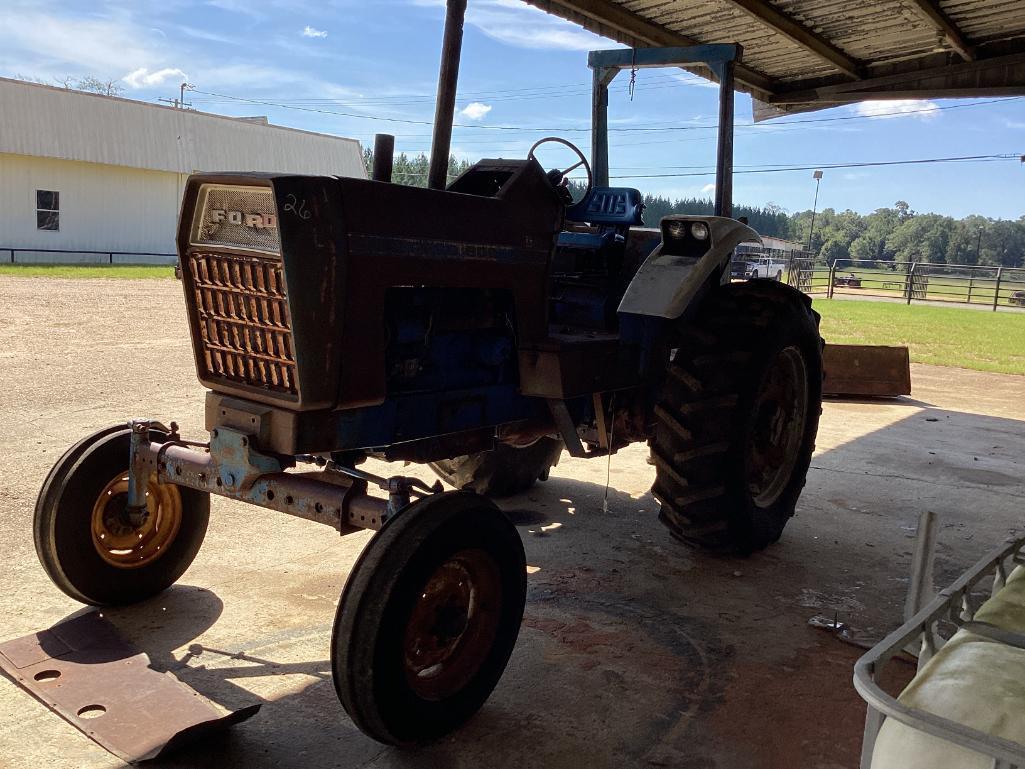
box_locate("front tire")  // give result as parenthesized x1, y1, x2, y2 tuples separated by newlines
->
(429, 438, 563, 497)
(34, 426, 210, 606)
(332, 492, 526, 745)
(650, 281, 822, 553)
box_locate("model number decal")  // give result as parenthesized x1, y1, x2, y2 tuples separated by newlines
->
(587, 192, 627, 215)
(349, 234, 548, 264)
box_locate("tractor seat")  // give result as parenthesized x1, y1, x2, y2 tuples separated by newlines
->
(557, 186, 644, 253)
(565, 187, 644, 228)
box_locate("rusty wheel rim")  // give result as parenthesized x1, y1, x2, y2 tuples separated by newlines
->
(91, 472, 183, 569)
(746, 345, 808, 508)
(402, 548, 503, 701)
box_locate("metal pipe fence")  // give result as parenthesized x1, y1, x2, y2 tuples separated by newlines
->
(2, 247, 176, 266)
(782, 257, 1025, 312)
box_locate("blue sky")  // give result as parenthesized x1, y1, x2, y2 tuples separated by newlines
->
(2, 0, 1023, 218)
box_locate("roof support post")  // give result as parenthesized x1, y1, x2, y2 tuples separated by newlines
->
(713, 58, 735, 218)
(591, 66, 619, 188)
(428, 0, 467, 190)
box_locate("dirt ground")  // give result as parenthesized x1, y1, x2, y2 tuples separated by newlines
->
(0, 277, 1022, 769)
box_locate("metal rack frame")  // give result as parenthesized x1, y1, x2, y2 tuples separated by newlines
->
(853, 533, 1025, 769)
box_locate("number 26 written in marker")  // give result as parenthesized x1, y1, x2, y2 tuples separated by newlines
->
(283, 194, 311, 220)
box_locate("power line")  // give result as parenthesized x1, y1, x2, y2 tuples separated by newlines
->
(602, 153, 1021, 179)
(189, 78, 707, 107)
(188, 88, 591, 131)
(188, 87, 1024, 135)
(190, 76, 1020, 118)
(187, 72, 709, 107)
(384, 153, 1021, 181)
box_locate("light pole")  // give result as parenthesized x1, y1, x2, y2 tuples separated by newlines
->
(975, 225, 984, 262)
(806, 169, 823, 254)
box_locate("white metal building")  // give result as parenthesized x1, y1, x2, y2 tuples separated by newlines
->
(0, 77, 366, 264)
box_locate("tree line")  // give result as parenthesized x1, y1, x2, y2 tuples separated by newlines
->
(362, 148, 472, 187)
(788, 202, 1024, 268)
(636, 195, 1023, 268)
(640, 195, 793, 243)
(363, 151, 1023, 268)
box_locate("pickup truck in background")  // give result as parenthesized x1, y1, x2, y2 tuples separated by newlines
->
(732, 254, 787, 281)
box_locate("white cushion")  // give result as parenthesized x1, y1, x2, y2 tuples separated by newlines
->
(871, 567, 1025, 769)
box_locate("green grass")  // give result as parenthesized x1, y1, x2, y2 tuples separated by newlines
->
(0, 264, 176, 279)
(815, 299, 1025, 375)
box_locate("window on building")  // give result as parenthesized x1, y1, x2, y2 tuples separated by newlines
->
(36, 190, 60, 231)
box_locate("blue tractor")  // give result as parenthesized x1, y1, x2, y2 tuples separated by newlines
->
(33, 40, 822, 745)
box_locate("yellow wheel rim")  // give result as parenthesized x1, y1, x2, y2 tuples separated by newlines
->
(91, 472, 183, 569)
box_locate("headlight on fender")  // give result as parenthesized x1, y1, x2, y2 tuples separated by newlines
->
(690, 221, 709, 241)
(665, 221, 688, 240)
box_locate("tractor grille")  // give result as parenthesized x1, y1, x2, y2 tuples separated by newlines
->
(187, 251, 297, 397)
(191, 185, 280, 254)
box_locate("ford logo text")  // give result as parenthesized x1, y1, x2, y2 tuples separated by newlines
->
(210, 209, 278, 229)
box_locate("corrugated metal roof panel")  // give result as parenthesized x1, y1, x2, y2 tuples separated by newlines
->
(0, 78, 366, 178)
(623, 0, 834, 79)
(528, 0, 1025, 110)
(948, 0, 1025, 41)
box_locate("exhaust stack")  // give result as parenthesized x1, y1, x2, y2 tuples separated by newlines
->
(427, 0, 467, 190)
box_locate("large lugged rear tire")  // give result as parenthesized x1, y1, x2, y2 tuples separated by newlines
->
(429, 438, 563, 497)
(650, 280, 823, 553)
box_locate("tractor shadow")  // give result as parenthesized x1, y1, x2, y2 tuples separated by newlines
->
(824, 394, 936, 408)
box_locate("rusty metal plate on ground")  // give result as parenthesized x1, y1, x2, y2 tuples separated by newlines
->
(0, 612, 259, 763)
(823, 344, 912, 397)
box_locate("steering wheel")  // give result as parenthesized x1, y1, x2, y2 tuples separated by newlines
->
(527, 137, 593, 207)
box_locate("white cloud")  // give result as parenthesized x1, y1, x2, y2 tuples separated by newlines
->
(667, 71, 720, 90)
(206, 0, 265, 19)
(0, 5, 352, 97)
(477, 25, 602, 50)
(700, 183, 716, 195)
(411, 0, 613, 51)
(174, 25, 237, 45)
(0, 9, 159, 77)
(854, 99, 940, 120)
(123, 67, 188, 89)
(459, 101, 492, 121)
(302, 25, 327, 38)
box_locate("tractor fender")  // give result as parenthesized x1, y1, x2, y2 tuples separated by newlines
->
(618, 216, 761, 319)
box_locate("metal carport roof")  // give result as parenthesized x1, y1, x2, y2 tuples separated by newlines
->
(523, 0, 1025, 116)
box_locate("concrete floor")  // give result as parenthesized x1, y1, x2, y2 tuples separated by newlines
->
(0, 277, 1022, 769)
